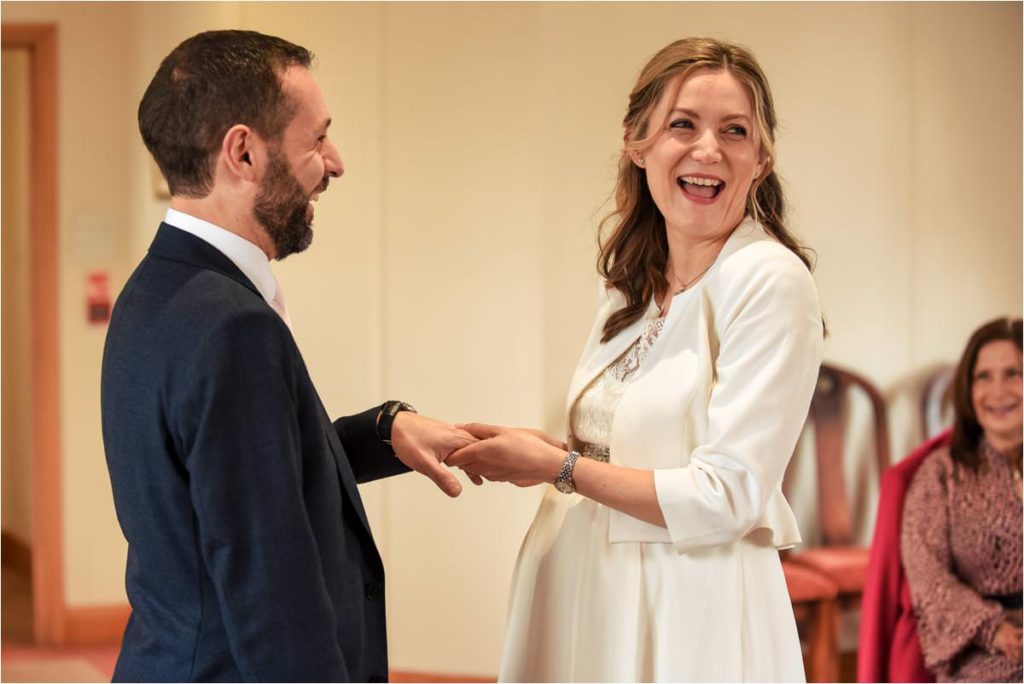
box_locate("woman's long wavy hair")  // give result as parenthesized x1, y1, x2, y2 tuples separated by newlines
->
(598, 37, 814, 342)
(949, 317, 1023, 473)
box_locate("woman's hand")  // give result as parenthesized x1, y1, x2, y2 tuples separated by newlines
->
(447, 423, 566, 486)
(992, 620, 1023, 664)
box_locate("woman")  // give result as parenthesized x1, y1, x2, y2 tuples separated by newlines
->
(450, 37, 822, 681)
(901, 317, 1023, 682)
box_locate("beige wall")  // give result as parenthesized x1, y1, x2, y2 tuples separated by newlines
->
(2, 48, 33, 545)
(2, 1, 1021, 674)
(4, 1, 140, 605)
(909, 2, 1023, 364)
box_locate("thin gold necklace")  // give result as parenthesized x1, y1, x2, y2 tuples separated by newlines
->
(659, 261, 714, 316)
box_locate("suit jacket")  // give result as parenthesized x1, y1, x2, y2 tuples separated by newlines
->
(101, 223, 409, 682)
(858, 431, 948, 683)
(565, 218, 823, 553)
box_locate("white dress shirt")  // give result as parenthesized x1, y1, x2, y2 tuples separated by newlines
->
(163, 208, 291, 328)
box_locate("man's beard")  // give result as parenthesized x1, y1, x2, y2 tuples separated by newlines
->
(253, 150, 315, 260)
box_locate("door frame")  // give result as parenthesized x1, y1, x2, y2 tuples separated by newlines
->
(2, 22, 63, 645)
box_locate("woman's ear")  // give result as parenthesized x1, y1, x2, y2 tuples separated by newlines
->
(755, 151, 771, 179)
(624, 127, 646, 169)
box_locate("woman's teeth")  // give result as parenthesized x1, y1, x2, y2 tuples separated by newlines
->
(678, 176, 723, 199)
(680, 176, 722, 187)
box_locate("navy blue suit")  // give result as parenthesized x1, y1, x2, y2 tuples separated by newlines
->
(102, 224, 409, 682)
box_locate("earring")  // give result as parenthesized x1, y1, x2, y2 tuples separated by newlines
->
(637, 157, 645, 167)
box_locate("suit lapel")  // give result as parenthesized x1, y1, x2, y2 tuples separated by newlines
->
(151, 223, 378, 542)
(565, 218, 764, 412)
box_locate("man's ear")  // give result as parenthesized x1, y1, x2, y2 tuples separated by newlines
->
(221, 124, 261, 183)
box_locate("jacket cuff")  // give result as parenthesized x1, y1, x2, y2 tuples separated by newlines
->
(974, 606, 1006, 653)
(333, 406, 410, 483)
(653, 467, 757, 553)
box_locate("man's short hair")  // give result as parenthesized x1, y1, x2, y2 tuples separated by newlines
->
(138, 30, 312, 198)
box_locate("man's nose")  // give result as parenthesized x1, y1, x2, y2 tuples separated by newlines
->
(691, 128, 722, 164)
(324, 139, 344, 178)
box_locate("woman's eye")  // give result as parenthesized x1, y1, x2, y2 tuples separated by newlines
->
(725, 125, 748, 137)
(669, 119, 694, 130)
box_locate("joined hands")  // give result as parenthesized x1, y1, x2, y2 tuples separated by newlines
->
(447, 423, 567, 488)
(389, 414, 568, 494)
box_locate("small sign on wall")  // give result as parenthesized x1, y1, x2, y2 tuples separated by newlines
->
(86, 271, 111, 325)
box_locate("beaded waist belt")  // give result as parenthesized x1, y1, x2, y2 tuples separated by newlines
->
(571, 440, 610, 463)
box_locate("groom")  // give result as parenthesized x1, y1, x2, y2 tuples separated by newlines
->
(102, 30, 472, 682)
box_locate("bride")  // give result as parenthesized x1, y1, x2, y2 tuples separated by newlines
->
(450, 36, 823, 682)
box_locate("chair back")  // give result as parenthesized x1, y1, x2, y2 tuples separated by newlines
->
(804, 363, 891, 547)
(921, 364, 954, 439)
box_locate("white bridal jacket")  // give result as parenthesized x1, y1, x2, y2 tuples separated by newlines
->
(565, 218, 823, 552)
(500, 218, 824, 682)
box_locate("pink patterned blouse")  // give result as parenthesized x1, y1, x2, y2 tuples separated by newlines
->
(901, 442, 1023, 682)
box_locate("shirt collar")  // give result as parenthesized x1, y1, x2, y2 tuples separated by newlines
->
(163, 208, 278, 305)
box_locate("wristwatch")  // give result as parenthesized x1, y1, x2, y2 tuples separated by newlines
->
(554, 450, 582, 494)
(378, 400, 416, 446)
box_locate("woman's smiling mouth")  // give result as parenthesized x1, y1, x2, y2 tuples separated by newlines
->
(983, 400, 1021, 419)
(678, 175, 724, 201)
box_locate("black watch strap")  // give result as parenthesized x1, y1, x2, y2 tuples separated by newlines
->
(378, 400, 416, 445)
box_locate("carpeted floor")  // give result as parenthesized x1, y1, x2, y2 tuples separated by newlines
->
(2, 562, 119, 682)
(1, 562, 492, 683)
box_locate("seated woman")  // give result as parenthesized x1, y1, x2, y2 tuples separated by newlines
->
(901, 317, 1023, 682)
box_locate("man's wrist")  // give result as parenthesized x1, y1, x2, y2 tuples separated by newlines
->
(377, 400, 416, 445)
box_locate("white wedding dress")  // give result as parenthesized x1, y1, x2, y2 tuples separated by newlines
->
(498, 317, 805, 682)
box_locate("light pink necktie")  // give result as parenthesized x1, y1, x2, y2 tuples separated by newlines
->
(270, 279, 293, 333)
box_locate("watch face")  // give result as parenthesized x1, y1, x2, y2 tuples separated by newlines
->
(554, 480, 574, 494)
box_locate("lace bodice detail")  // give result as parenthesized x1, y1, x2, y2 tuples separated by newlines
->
(571, 317, 664, 449)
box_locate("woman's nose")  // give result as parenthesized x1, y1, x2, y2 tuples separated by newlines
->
(691, 129, 722, 164)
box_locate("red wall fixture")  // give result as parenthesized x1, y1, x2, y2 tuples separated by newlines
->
(86, 271, 111, 325)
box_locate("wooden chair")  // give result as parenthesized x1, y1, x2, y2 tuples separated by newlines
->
(783, 559, 840, 682)
(786, 363, 892, 674)
(920, 364, 954, 440)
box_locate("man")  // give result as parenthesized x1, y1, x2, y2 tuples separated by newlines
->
(102, 30, 472, 682)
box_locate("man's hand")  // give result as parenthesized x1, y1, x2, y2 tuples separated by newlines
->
(390, 412, 476, 498)
(992, 620, 1023, 664)
(447, 423, 565, 486)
